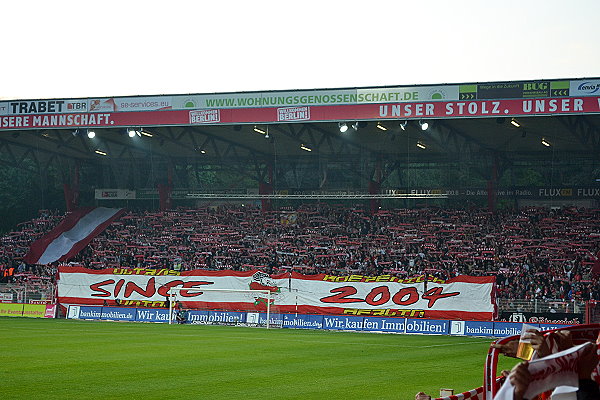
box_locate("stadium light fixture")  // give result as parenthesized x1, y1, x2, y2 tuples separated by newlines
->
(94, 149, 107, 156)
(200, 149, 206, 154)
(87, 129, 96, 138)
(510, 118, 521, 127)
(300, 144, 312, 152)
(399, 121, 407, 130)
(338, 122, 348, 133)
(541, 137, 551, 147)
(265, 127, 269, 139)
(376, 122, 387, 131)
(128, 128, 136, 138)
(419, 120, 429, 131)
(351, 122, 359, 131)
(140, 130, 152, 137)
(416, 141, 426, 149)
(253, 126, 266, 135)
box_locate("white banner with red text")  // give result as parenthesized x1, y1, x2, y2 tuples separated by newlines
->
(57, 267, 496, 320)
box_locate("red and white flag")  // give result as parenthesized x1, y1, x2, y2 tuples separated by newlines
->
(24, 207, 124, 265)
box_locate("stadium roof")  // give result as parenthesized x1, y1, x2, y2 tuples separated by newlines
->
(1, 77, 599, 191)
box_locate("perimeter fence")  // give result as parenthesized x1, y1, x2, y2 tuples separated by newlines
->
(0, 282, 54, 304)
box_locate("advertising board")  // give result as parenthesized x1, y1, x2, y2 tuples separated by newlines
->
(498, 311, 583, 326)
(0, 78, 599, 131)
(22, 304, 48, 318)
(63, 304, 587, 342)
(0, 303, 24, 317)
(101, 307, 136, 321)
(135, 308, 171, 323)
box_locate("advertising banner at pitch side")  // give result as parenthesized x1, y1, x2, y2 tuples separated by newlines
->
(57, 267, 496, 320)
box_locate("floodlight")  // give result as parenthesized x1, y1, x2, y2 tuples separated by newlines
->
(419, 120, 429, 131)
(338, 122, 348, 133)
(87, 129, 96, 138)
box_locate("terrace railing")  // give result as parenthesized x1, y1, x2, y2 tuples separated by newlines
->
(0, 282, 55, 304)
(497, 298, 586, 314)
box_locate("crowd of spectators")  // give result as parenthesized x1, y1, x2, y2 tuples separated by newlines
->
(1, 204, 600, 302)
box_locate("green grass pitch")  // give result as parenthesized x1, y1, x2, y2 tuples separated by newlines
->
(0, 317, 518, 399)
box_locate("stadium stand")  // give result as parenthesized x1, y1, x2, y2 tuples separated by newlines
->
(1, 205, 599, 303)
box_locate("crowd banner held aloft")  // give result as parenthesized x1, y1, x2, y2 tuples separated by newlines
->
(57, 267, 495, 321)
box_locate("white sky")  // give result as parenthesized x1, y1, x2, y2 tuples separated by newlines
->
(1, 0, 598, 100)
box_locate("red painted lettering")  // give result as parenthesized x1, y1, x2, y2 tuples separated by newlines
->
(392, 287, 419, 305)
(320, 286, 363, 303)
(90, 279, 114, 297)
(422, 287, 460, 308)
(114, 279, 125, 297)
(364, 286, 390, 306)
(124, 277, 156, 298)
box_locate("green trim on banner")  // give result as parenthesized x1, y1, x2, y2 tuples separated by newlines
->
(551, 81, 569, 89)
(459, 85, 477, 93)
